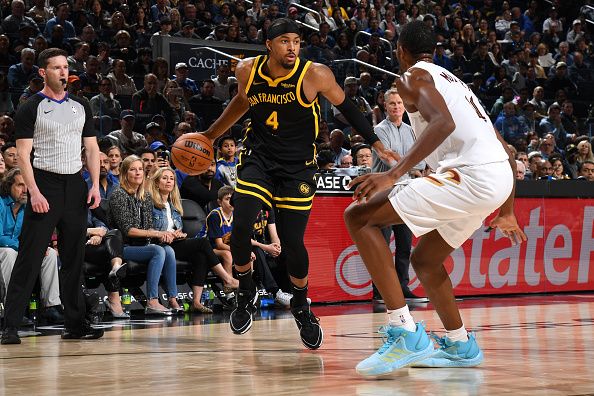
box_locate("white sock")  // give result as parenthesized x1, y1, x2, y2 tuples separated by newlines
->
(386, 305, 416, 332)
(446, 325, 469, 342)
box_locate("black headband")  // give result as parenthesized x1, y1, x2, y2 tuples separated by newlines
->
(267, 20, 300, 41)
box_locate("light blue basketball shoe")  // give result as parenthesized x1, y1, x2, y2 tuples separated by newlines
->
(411, 332, 484, 368)
(356, 322, 435, 377)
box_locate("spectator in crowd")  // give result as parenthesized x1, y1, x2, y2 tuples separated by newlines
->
(152, 57, 171, 93)
(87, 152, 118, 199)
(577, 140, 594, 166)
(172, 62, 199, 98)
(536, 43, 555, 69)
(490, 86, 515, 119)
(111, 30, 137, 68)
(130, 48, 154, 79)
(131, 74, 175, 136)
(567, 19, 584, 46)
(339, 154, 353, 168)
(174, 20, 201, 40)
(151, 17, 173, 47)
(90, 77, 122, 136)
(28, 0, 54, 25)
(561, 101, 580, 136)
(138, 148, 157, 179)
(106, 146, 122, 178)
(215, 136, 238, 188)
(554, 42, 573, 66)
(433, 42, 452, 71)
(200, 185, 235, 282)
(43, 3, 76, 40)
(542, 7, 562, 34)
(469, 40, 496, 78)
(0, 168, 63, 324)
(334, 76, 373, 130)
(150, 0, 171, 23)
(67, 42, 90, 74)
(1, 143, 18, 170)
(539, 104, 572, 148)
(515, 159, 526, 180)
(163, 80, 186, 124)
(213, 63, 237, 102)
(2, 0, 40, 41)
(106, 59, 137, 96)
(329, 129, 350, 166)
(577, 160, 594, 181)
(180, 159, 223, 212)
(352, 144, 373, 168)
(0, 116, 14, 142)
(529, 86, 548, 120)
(108, 155, 181, 315)
(535, 158, 554, 179)
(568, 52, 592, 85)
(528, 51, 546, 80)
(527, 151, 543, 180)
(8, 48, 38, 90)
(549, 155, 570, 180)
(372, 89, 387, 126)
(78, 55, 101, 94)
(545, 63, 576, 98)
(144, 121, 169, 147)
(148, 166, 238, 313)
(495, 101, 530, 146)
(107, 110, 148, 156)
(188, 79, 224, 126)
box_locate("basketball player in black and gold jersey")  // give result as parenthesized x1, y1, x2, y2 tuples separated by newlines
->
(203, 18, 397, 349)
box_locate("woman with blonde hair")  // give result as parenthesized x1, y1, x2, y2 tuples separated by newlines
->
(577, 140, 594, 165)
(108, 155, 182, 315)
(536, 43, 555, 68)
(148, 167, 238, 313)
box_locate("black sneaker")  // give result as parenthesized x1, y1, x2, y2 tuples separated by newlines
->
(61, 321, 104, 340)
(229, 287, 258, 335)
(43, 305, 65, 325)
(1, 327, 21, 345)
(291, 300, 323, 350)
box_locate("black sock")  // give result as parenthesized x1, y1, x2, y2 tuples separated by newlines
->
(291, 283, 308, 307)
(236, 268, 255, 291)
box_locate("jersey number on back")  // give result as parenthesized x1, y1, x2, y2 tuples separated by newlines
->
(465, 96, 487, 122)
(266, 111, 279, 131)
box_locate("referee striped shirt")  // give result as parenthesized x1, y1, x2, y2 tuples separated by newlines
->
(14, 92, 96, 174)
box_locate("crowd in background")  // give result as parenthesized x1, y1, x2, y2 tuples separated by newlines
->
(1, 0, 594, 322)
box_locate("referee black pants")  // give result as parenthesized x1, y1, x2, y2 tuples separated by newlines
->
(4, 169, 88, 331)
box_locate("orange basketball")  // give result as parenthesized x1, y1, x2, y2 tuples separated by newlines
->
(171, 133, 214, 175)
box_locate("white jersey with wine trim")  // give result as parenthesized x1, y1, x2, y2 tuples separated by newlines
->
(406, 61, 508, 173)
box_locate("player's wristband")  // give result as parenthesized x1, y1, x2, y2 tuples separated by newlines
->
(335, 97, 380, 145)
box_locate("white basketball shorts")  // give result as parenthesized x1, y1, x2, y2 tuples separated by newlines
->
(389, 160, 513, 249)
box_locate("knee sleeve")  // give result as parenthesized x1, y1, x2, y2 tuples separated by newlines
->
(276, 209, 310, 280)
(229, 196, 263, 266)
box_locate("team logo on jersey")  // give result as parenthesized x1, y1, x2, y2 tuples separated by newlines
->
(299, 183, 311, 196)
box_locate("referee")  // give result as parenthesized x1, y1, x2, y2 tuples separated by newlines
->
(1, 48, 103, 344)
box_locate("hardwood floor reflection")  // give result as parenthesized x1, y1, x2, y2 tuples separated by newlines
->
(1, 294, 594, 395)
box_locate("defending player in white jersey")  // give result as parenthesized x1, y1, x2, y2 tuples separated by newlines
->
(344, 21, 527, 377)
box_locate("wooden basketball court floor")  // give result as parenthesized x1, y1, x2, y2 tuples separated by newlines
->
(1, 293, 594, 396)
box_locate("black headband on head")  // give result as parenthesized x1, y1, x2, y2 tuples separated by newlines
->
(267, 19, 300, 41)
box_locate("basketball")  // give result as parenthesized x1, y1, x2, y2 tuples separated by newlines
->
(171, 133, 214, 175)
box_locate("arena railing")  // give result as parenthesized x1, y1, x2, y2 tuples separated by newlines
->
(332, 58, 400, 79)
(353, 30, 394, 63)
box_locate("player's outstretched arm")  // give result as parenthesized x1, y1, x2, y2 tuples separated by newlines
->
(203, 59, 253, 141)
(309, 63, 399, 163)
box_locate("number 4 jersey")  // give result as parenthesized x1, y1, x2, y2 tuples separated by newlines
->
(406, 61, 509, 173)
(243, 55, 321, 165)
